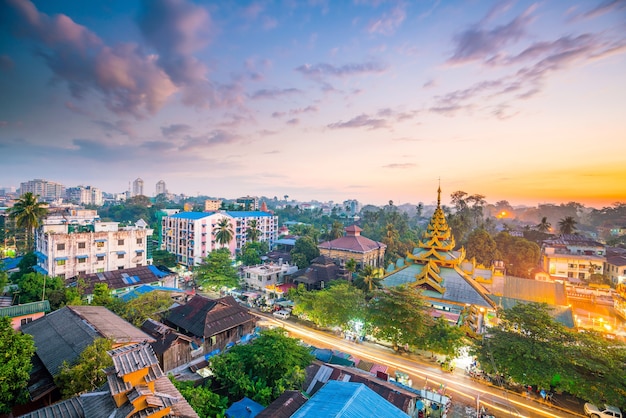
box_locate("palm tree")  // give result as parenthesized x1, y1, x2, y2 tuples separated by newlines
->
(245, 219, 261, 242)
(353, 264, 383, 293)
(536, 217, 551, 233)
(558, 216, 578, 235)
(215, 218, 234, 248)
(8, 192, 47, 252)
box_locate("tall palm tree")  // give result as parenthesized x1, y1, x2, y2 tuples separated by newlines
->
(558, 216, 578, 235)
(8, 192, 47, 252)
(245, 219, 261, 242)
(536, 217, 551, 233)
(215, 218, 234, 248)
(353, 264, 383, 293)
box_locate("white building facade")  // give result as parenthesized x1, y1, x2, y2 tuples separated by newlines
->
(132, 178, 144, 197)
(241, 262, 298, 292)
(226, 211, 278, 254)
(34, 210, 153, 279)
(66, 185, 103, 206)
(20, 179, 65, 202)
(541, 235, 606, 281)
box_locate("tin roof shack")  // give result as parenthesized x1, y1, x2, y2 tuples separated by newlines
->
(141, 318, 195, 372)
(162, 295, 257, 358)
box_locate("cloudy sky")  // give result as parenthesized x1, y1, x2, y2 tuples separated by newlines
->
(0, 0, 625, 207)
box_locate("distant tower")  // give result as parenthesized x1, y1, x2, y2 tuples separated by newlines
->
(155, 180, 167, 196)
(132, 178, 144, 197)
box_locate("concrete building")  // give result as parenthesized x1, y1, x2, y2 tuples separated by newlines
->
(204, 199, 222, 211)
(156, 180, 167, 195)
(541, 235, 606, 281)
(343, 199, 361, 216)
(228, 211, 278, 253)
(132, 178, 144, 197)
(605, 253, 626, 285)
(318, 225, 386, 268)
(20, 179, 65, 202)
(241, 262, 298, 292)
(34, 209, 153, 279)
(66, 185, 103, 206)
(236, 195, 259, 210)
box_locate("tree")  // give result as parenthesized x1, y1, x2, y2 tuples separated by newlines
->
(16, 273, 64, 305)
(291, 282, 366, 329)
(290, 236, 320, 269)
(215, 218, 234, 248)
(558, 216, 578, 235)
(92, 283, 113, 306)
(152, 249, 177, 267)
(245, 219, 261, 242)
(0, 316, 35, 413)
(55, 338, 113, 399)
(353, 265, 383, 294)
(345, 259, 357, 276)
(466, 229, 497, 266)
(419, 316, 466, 357)
(210, 328, 313, 405)
(536, 216, 551, 233)
(367, 286, 431, 351)
(170, 378, 228, 418)
(326, 221, 344, 240)
(238, 241, 269, 266)
(195, 248, 239, 290)
(114, 291, 175, 327)
(495, 232, 540, 278)
(7, 192, 48, 252)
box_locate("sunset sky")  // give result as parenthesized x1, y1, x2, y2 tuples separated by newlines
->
(1, 0, 625, 208)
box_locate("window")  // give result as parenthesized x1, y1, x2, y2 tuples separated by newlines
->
(118, 239, 125, 245)
(21, 318, 33, 326)
(136, 238, 142, 244)
(57, 243, 65, 251)
(78, 242, 86, 249)
(97, 241, 104, 248)
(136, 263, 142, 267)
(117, 253, 124, 259)
(97, 255, 105, 261)
(97, 268, 104, 273)
(78, 258, 86, 264)
(578, 272, 585, 280)
(57, 259, 66, 266)
(58, 274, 65, 280)
(118, 266, 124, 270)
(210, 336, 217, 346)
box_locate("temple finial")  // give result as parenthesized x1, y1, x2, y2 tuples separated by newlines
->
(437, 178, 441, 207)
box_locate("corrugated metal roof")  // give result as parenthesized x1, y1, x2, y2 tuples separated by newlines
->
(169, 211, 213, 220)
(292, 381, 410, 418)
(0, 300, 50, 318)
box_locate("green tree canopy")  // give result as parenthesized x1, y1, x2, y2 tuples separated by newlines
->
(112, 291, 175, 327)
(466, 229, 497, 266)
(0, 316, 35, 413)
(92, 283, 114, 306)
(152, 249, 177, 267)
(419, 316, 466, 357)
(290, 236, 320, 269)
(353, 265, 383, 294)
(195, 248, 239, 290)
(536, 216, 552, 233)
(237, 241, 269, 266)
(210, 328, 313, 405)
(170, 378, 228, 418)
(8, 192, 48, 252)
(55, 338, 113, 399)
(495, 232, 540, 278)
(16, 273, 64, 305)
(245, 219, 261, 242)
(558, 216, 578, 235)
(215, 218, 234, 248)
(291, 282, 366, 329)
(367, 285, 431, 351)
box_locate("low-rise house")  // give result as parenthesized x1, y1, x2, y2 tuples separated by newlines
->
(541, 234, 606, 281)
(0, 300, 50, 330)
(21, 305, 155, 406)
(241, 262, 298, 292)
(292, 255, 350, 290)
(21, 342, 199, 418)
(256, 391, 307, 418)
(162, 295, 257, 358)
(141, 318, 195, 372)
(605, 253, 626, 285)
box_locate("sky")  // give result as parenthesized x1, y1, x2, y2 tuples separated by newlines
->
(0, 0, 625, 208)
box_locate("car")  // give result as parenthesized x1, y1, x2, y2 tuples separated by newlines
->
(273, 310, 291, 320)
(584, 403, 622, 418)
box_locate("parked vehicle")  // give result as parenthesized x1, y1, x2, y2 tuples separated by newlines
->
(584, 403, 622, 418)
(273, 310, 291, 320)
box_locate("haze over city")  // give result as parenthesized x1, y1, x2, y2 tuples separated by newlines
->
(1, 0, 625, 207)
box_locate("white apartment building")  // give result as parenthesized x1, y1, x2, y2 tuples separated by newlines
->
(20, 179, 65, 202)
(161, 210, 278, 268)
(132, 178, 144, 197)
(34, 209, 153, 279)
(156, 180, 167, 195)
(241, 262, 298, 292)
(541, 235, 606, 281)
(66, 185, 103, 206)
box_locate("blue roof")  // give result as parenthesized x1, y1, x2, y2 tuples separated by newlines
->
(225, 211, 273, 218)
(292, 381, 409, 418)
(1, 257, 22, 271)
(148, 265, 172, 278)
(170, 211, 213, 220)
(225, 397, 265, 418)
(33, 265, 48, 275)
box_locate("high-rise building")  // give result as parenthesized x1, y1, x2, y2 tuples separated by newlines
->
(66, 185, 103, 206)
(20, 179, 65, 202)
(155, 180, 167, 196)
(236, 196, 259, 210)
(132, 178, 144, 197)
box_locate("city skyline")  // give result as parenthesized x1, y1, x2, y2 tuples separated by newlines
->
(1, 0, 625, 207)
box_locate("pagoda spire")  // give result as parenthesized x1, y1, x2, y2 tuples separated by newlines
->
(437, 183, 441, 207)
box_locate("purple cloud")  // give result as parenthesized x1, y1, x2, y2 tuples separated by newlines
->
(286, 118, 299, 125)
(181, 130, 241, 150)
(367, 3, 406, 35)
(93, 120, 136, 137)
(251, 87, 302, 100)
(295, 61, 387, 79)
(161, 123, 192, 138)
(3, 0, 176, 117)
(327, 114, 388, 130)
(571, 0, 626, 21)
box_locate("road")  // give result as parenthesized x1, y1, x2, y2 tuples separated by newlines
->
(256, 312, 583, 418)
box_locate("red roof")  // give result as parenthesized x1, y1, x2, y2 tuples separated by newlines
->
(318, 235, 386, 253)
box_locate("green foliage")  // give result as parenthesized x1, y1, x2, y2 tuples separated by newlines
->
(359, 206, 419, 265)
(152, 249, 177, 267)
(465, 229, 497, 266)
(0, 316, 35, 412)
(111, 291, 174, 327)
(16, 273, 64, 305)
(367, 286, 431, 351)
(55, 338, 113, 399)
(237, 241, 269, 266)
(446, 191, 487, 247)
(9, 252, 37, 283)
(215, 218, 234, 248)
(245, 219, 261, 242)
(494, 232, 540, 278)
(0, 269, 8, 293)
(558, 216, 578, 235)
(210, 328, 313, 405)
(7, 192, 48, 252)
(195, 248, 239, 290)
(474, 303, 626, 408)
(290, 236, 320, 269)
(418, 317, 466, 357)
(292, 282, 366, 329)
(170, 377, 228, 418)
(352, 265, 383, 293)
(92, 283, 113, 306)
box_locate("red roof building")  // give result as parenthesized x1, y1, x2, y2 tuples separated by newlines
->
(318, 225, 386, 269)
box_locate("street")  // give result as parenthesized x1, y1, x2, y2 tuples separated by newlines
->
(255, 312, 583, 418)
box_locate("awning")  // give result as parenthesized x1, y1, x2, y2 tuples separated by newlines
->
(34, 251, 48, 260)
(96, 253, 106, 257)
(54, 257, 68, 261)
(95, 239, 107, 243)
(76, 255, 88, 259)
(117, 251, 126, 255)
(135, 249, 144, 253)
(33, 265, 48, 275)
